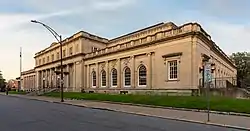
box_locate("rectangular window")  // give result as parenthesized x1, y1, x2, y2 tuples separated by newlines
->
(63, 50, 66, 57)
(92, 47, 98, 52)
(57, 52, 59, 60)
(47, 56, 49, 62)
(39, 59, 41, 65)
(52, 54, 54, 61)
(43, 58, 45, 64)
(69, 47, 73, 55)
(168, 60, 178, 80)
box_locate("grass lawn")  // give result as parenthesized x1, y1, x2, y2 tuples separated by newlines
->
(43, 92, 250, 114)
(9, 90, 27, 95)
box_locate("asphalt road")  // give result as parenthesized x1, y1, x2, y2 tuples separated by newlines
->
(0, 95, 244, 131)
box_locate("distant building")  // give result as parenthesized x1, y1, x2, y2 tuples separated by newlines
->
(22, 22, 237, 94)
(7, 79, 19, 90)
(20, 69, 36, 91)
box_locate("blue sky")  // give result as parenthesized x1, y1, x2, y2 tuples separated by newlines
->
(0, 0, 250, 80)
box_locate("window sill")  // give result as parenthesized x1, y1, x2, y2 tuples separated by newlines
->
(165, 79, 180, 82)
(138, 85, 147, 88)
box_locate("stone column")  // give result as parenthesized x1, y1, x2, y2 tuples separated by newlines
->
(81, 60, 87, 89)
(28, 76, 30, 90)
(32, 75, 34, 90)
(34, 75, 36, 90)
(131, 56, 135, 88)
(66, 65, 69, 90)
(68, 64, 72, 90)
(117, 59, 121, 88)
(48, 69, 50, 88)
(41, 71, 44, 89)
(44, 70, 46, 88)
(47, 69, 50, 88)
(41, 71, 43, 89)
(37, 71, 40, 90)
(30, 76, 31, 89)
(96, 63, 99, 88)
(49, 69, 52, 88)
(83, 65, 86, 89)
(30, 76, 31, 90)
(46, 70, 48, 88)
(147, 53, 152, 89)
(28, 76, 29, 90)
(51, 69, 54, 88)
(74, 62, 77, 91)
(23, 77, 25, 90)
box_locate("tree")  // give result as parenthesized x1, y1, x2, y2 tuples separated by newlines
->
(230, 52, 250, 88)
(0, 71, 6, 90)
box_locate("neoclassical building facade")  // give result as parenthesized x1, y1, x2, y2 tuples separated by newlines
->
(21, 22, 237, 94)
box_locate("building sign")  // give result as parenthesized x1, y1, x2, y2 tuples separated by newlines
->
(204, 62, 212, 83)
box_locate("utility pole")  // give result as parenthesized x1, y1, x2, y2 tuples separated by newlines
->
(19, 47, 22, 92)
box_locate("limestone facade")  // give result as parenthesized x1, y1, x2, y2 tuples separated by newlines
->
(21, 69, 36, 91)
(21, 22, 237, 93)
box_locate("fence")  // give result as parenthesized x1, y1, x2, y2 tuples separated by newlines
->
(199, 77, 237, 89)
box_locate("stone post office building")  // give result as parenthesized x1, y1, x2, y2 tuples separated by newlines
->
(21, 22, 237, 94)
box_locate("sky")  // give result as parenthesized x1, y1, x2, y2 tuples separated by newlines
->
(0, 0, 250, 80)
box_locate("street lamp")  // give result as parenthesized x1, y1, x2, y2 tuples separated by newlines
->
(31, 20, 64, 102)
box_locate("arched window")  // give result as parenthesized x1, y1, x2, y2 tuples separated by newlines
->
(92, 71, 96, 87)
(138, 65, 147, 87)
(101, 70, 106, 87)
(124, 67, 131, 87)
(111, 68, 117, 87)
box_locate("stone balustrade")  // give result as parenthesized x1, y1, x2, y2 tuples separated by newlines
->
(84, 23, 207, 59)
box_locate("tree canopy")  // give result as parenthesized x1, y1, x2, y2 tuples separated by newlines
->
(0, 71, 6, 89)
(230, 52, 250, 88)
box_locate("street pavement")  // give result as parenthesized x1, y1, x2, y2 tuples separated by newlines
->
(0, 95, 245, 131)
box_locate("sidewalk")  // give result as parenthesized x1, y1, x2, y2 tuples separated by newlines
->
(3, 93, 250, 130)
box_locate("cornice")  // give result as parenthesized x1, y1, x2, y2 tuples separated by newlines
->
(34, 53, 85, 68)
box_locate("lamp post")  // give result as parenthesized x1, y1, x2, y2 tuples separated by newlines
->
(31, 20, 64, 102)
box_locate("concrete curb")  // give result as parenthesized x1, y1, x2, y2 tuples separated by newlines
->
(55, 101, 250, 130)
(2, 94, 250, 130)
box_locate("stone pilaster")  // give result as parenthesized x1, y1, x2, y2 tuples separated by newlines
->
(131, 56, 135, 88)
(106, 61, 109, 88)
(147, 53, 152, 89)
(96, 63, 99, 88)
(87, 65, 90, 88)
(117, 59, 121, 88)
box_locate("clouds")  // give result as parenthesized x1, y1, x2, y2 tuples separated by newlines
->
(0, 0, 250, 80)
(0, 0, 139, 80)
(186, 0, 250, 21)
